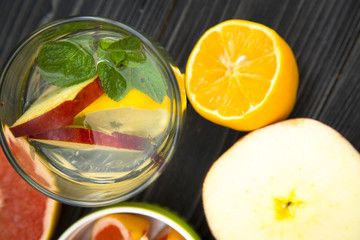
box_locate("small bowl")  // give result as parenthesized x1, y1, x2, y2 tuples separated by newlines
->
(59, 202, 201, 240)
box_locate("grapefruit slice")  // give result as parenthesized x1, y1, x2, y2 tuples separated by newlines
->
(0, 134, 60, 239)
(91, 213, 150, 240)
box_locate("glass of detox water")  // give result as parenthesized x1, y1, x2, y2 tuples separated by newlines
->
(0, 16, 186, 206)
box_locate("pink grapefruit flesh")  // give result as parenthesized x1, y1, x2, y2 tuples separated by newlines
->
(91, 213, 150, 240)
(0, 136, 60, 239)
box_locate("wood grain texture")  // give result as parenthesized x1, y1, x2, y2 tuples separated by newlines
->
(0, 0, 359, 239)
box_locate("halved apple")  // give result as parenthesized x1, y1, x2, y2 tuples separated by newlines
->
(203, 118, 360, 239)
(10, 77, 103, 137)
(28, 127, 148, 151)
(91, 213, 150, 240)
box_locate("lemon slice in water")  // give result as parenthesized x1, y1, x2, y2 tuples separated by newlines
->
(74, 89, 170, 138)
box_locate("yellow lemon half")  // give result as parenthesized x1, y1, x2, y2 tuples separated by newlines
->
(185, 19, 298, 131)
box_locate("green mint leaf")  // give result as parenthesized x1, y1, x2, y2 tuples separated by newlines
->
(97, 48, 129, 102)
(109, 49, 126, 66)
(38, 41, 96, 87)
(121, 56, 167, 104)
(108, 36, 142, 50)
(125, 51, 146, 63)
(99, 36, 145, 67)
(97, 46, 111, 64)
(98, 38, 116, 50)
(98, 62, 127, 102)
(96, 35, 165, 103)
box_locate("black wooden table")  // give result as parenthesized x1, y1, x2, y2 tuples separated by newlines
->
(1, 0, 359, 239)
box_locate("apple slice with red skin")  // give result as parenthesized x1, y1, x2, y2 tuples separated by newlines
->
(10, 77, 104, 137)
(28, 127, 148, 151)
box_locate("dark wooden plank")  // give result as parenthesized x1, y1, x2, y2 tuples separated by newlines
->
(288, 0, 360, 119)
(0, 0, 51, 67)
(130, 0, 175, 37)
(318, 37, 360, 150)
(0, 1, 359, 240)
(159, 0, 233, 70)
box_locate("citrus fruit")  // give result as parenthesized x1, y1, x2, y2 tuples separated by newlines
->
(171, 65, 187, 114)
(59, 202, 201, 240)
(155, 226, 185, 240)
(0, 134, 60, 239)
(74, 89, 170, 138)
(185, 19, 298, 131)
(91, 213, 150, 240)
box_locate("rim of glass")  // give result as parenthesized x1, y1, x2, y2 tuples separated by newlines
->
(0, 16, 183, 207)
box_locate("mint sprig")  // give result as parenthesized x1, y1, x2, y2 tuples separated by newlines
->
(38, 35, 167, 103)
(98, 36, 146, 68)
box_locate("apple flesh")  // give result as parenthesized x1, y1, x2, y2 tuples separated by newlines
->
(203, 118, 360, 239)
(28, 127, 148, 151)
(10, 77, 103, 137)
(91, 213, 150, 240)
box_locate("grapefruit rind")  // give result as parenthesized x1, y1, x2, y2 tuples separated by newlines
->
(0, 126, 60, 240)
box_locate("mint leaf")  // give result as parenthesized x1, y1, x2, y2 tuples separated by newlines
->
(121, 56, 167, 104)
(108, 36, 142, 50)
(38, 41, 96, 87)
(97, 48, 128, 102)
(98, 62, 127, 102)
(125, 51, 146, 64)
(98, 36, 146, 68)
(98, 38, 116, 50)
(109, 49, 126, 66)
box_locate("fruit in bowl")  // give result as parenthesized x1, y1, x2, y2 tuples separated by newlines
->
(59, 202, 200, 240)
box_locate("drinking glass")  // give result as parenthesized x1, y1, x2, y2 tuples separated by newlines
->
(0, 16, 185, 207)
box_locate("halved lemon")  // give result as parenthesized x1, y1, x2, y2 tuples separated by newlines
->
(185, 20, 298, 131)
(171, 65, 187, 114)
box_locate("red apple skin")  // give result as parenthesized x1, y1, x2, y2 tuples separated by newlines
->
(10, 78, 104, 137)
(28, 127, 148, 151)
